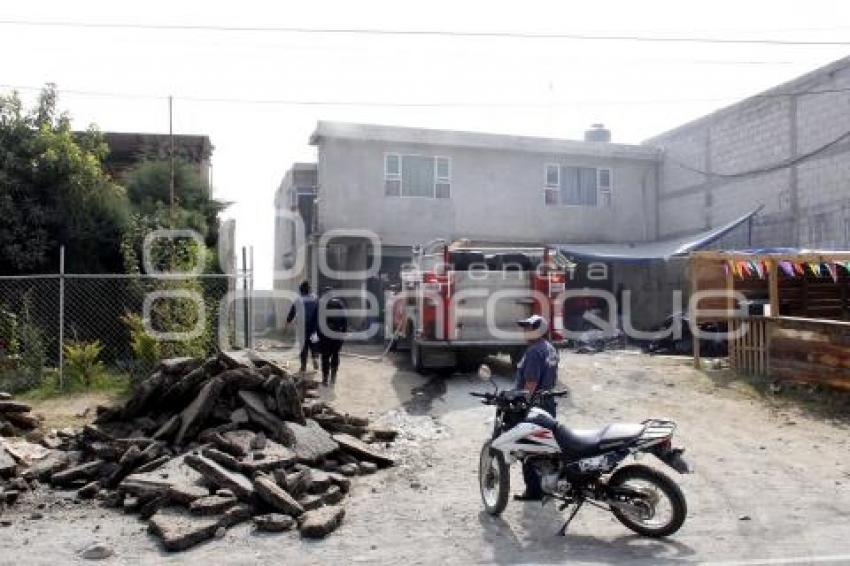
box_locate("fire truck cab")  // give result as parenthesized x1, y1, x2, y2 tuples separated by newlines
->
(388, 240, 571, 374)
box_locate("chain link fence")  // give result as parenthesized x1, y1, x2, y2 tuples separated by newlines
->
(0, 273, 251, 392)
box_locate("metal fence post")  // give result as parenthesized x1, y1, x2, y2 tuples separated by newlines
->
(242, 246, 249, 349)
(58, 246, 65, 389)
(249, 245, 254, 350)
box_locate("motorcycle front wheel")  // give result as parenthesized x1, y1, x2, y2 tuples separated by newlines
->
(479, 441, 509, 515)
(607, 464, 687, 537)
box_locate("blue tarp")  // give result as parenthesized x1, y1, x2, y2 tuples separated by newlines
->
(550, 209, 760, 262)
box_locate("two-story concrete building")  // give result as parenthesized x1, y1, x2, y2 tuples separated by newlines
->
(274, 55, 850, 330)
(274, 121, 666, 325)
(310, 121, 660, 247)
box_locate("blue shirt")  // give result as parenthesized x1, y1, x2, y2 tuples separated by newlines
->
(287, 294, 319, 335)
(514, 339, 559, 392)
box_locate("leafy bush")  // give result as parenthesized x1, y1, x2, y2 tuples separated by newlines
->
(0, 293, 47, 393)
(122, 313, 161, 382)
(0, 307, 19, 363)
(17, 294, 46, 391)
(63, 339, 106, 388)
(21, 368, 129, 401)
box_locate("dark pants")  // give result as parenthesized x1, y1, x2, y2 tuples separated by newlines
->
(320, 338, 343, 382)
(522, 397, 557, 497)
(299, 339, 318, 371)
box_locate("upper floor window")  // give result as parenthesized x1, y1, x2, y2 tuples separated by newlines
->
(544, 165, 612, 207)
(385, 153, 451, 199)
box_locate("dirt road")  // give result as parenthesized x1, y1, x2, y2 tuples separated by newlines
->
(2, 346, 849, 565)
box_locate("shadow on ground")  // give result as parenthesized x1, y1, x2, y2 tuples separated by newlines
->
(477, 508, 697, 565)
(700, 366, 850, 425)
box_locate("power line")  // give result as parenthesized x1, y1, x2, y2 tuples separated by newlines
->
(1, 19, 850, 46)
(3, 83, 850, 109)
(669, 129, 850, 179)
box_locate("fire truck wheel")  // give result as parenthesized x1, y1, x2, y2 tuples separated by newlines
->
(410, 338, 425, 373)
(456, 353, 483, 373)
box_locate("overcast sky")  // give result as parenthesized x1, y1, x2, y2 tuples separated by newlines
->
(2, 0, 849, 288)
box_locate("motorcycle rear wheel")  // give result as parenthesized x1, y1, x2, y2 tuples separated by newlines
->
(607, 464, 687, 537)
(479, 441, 509, 515)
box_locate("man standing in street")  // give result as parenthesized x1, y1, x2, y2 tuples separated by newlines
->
(318, 287, 348, 386)
(285, 280, 319, 373)
(512, 314, 560, 501)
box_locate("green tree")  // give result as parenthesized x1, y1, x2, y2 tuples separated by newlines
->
(119, 160, 229, 370)
(0, 85, 128, 274)
(123, 160, 225, 255)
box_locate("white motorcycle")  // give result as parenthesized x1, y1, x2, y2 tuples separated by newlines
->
(472, 367, 690, 537)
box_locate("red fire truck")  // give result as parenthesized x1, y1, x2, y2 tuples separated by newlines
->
(387, 240, 570, 373)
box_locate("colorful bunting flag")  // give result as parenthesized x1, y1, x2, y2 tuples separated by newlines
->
(779, 261, 795, 278)
(827, 262, 839, 283)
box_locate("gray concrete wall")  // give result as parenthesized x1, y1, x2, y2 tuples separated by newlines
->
(647, 58, 850, 249)
(272, 164, 317, 327)
(316, 137, 658, 247)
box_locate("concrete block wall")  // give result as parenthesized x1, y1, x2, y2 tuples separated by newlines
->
(709, 98, 792, 174)
(646, 57, 850, 249)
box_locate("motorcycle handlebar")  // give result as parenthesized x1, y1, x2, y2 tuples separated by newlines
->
(470, 389, 567, 400)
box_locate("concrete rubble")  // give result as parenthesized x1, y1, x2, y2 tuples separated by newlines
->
(0, 391, 50, 511)
(0, 352, 398, 552)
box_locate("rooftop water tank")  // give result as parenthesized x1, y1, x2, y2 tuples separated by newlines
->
(584, 123, 611, 142)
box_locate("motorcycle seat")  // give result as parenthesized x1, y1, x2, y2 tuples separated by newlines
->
(525, 412, 645, 457)
(563, 423, 646, 454)
(553, 422, 645, 457)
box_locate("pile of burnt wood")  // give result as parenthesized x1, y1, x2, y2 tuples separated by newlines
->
(2, 353, 397, 551)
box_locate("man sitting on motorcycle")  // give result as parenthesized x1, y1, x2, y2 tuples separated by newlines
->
(513, 314, 560, 502)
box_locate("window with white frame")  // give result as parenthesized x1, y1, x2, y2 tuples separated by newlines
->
(435, 156, 451, 199)
(544, 164, 612, 207)
(385, 153, 401, 196)
(384, 153, 451, 198)
(598, 168, 612, 207)
(544, 164, 560, 205)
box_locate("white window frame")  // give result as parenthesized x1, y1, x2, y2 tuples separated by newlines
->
(385, 152, 401, 177)
(598, 167, 613, 208)
(385, 153, 452, 199)
(384, 153, 401, 197)
(544, 163, 560, 188)
(543, 164, 613, 208)
(434, 156, 451, 199)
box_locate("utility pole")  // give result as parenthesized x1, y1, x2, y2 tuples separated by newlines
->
(169, 95, 175, 228)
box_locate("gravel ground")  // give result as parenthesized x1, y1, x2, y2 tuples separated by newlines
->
(1, 346, 849, 565)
